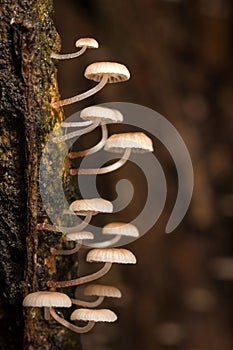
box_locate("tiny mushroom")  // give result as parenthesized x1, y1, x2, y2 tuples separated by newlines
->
(52, 62, 130, 108)
(50, 231, 94, 256)
(68, 106, 123, 157)
(23, 291, 71, 321)
(89, 222, 139, 248)
(37, 198, 112, 234)
(51, 37, 99, 60)
(70, 308, 117, 326)
(70, 131, 153, 175)
(72, 284, 122, 307)
(47, 248, 136, 288)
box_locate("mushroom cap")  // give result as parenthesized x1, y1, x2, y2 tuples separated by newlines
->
(104, 132, 153, 153)
(86, 248, 137, 264)
(23, 291, 72, 308)
(75, 37, 99, 49)
(84, 284, 122, 298)
(66, 231, 94, 241)
(70, 198, 113, 216)
(80, 105, 123, 124)
(84, 62, 130, 83)
(102, 222, 139, 238)
(71, 308, 117, 322)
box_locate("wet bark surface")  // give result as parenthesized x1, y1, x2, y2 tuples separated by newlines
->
(0, 1, 81, 349)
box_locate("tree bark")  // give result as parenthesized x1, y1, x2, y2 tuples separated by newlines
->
(0, 1, 81, 349)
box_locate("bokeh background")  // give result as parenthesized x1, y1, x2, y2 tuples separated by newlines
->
(53, 1, 233, 349)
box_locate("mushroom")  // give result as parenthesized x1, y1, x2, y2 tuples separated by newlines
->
(68, 106, 123, 157)
(37, 198, 113, 233)
(51, 62, 130, 108)
(89, 222, 139, 248)
(50, 231, 94, 256)
(23, 291, 71, 321)
(47, 248, 136, 288)
(51, 37, 99, 60)
(70, 308, 117, 327)
(72, 284, 122, 307)
(70, 131, 153, 175)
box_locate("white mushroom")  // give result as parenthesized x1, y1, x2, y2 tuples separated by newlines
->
(52, 62, 130, 108)
(72, 284, 122, 307)
(51, 37, 99, 60)
(47, 248, 136, 288)
(71, 308, 117, 323)
(70, 132, 153, 175)
(89, 222, 139, 248)
(50, 231, 94, 256)
(68, 106, 123, 157)
(37, 198, 113, 234)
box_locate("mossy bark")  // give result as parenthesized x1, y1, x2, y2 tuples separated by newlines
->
(0, 1, 81, 349)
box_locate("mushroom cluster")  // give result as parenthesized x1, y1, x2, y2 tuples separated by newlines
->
(24, 37, 154, 336)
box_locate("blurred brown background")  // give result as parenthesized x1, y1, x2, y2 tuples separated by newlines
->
(53, 1, 233, 349)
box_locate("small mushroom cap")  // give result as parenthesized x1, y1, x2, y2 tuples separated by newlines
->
(23, 291, 72, 308)
(70, 198, 113, 216)
(71, 308, 117, 322)
(66, 231, 94, 241)
(104, 132, 153, 153)
(84, 284, 122, 298)
(75, 37, 99, 49)
(84, 62, 130, 83)
(80, 105, 123, 124)
(102, 222, 139, 237)
(86, 248, 137, 264)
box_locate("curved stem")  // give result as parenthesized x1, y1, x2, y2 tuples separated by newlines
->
(47, 262, 112, 288)
(88, 235, 121, 248)
(52, 120, 100, 143)
(52, 75, 109, 109)
(51, 46, 87, 60)
(71, 296, 104, 308)
(61, 120, 93, 128)
(50, 242, 81, 256)
(37, 212, 92, 233)
(69, 124, 108, 159)
(50, 308, 95, 334)
(70, 148, 131, 175)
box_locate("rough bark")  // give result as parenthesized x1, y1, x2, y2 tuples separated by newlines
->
(0, 1, 81, 349)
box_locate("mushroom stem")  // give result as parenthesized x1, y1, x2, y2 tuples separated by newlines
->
(52, 119, 100, 143)
(44, 307, 51, 320)
(51, 46, 87, 60)
(37, 212, 92, 233)
(50, 307, 95, 334)
(52, 75, 109, 109)
(71, 296, 105, 308)
(50, 242, 82, 256)
(47, 262, 112, 288)
(87, 235, 121, 248)
(70, 148, 131, 175)
(69, 123, 108, 159)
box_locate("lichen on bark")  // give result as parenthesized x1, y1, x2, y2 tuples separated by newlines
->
(0, 1, 81, 349)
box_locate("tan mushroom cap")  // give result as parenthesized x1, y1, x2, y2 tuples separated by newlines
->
(84, 62, 130, 83)
(23, 291, 72, 308)
(80, 105, 123, 124)
(71, 308, 117, 322)
(102, 222, 139, 238)
(84, 284, 122, 298)
(70, 198, 113, 216)
(104, 132, 153, 153)
(75, 37, 99, 49)
(86, 248, 137, 264)
(66, 231, 94, 241)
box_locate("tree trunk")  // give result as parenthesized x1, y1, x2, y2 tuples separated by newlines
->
(0, 1, 81, 349)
